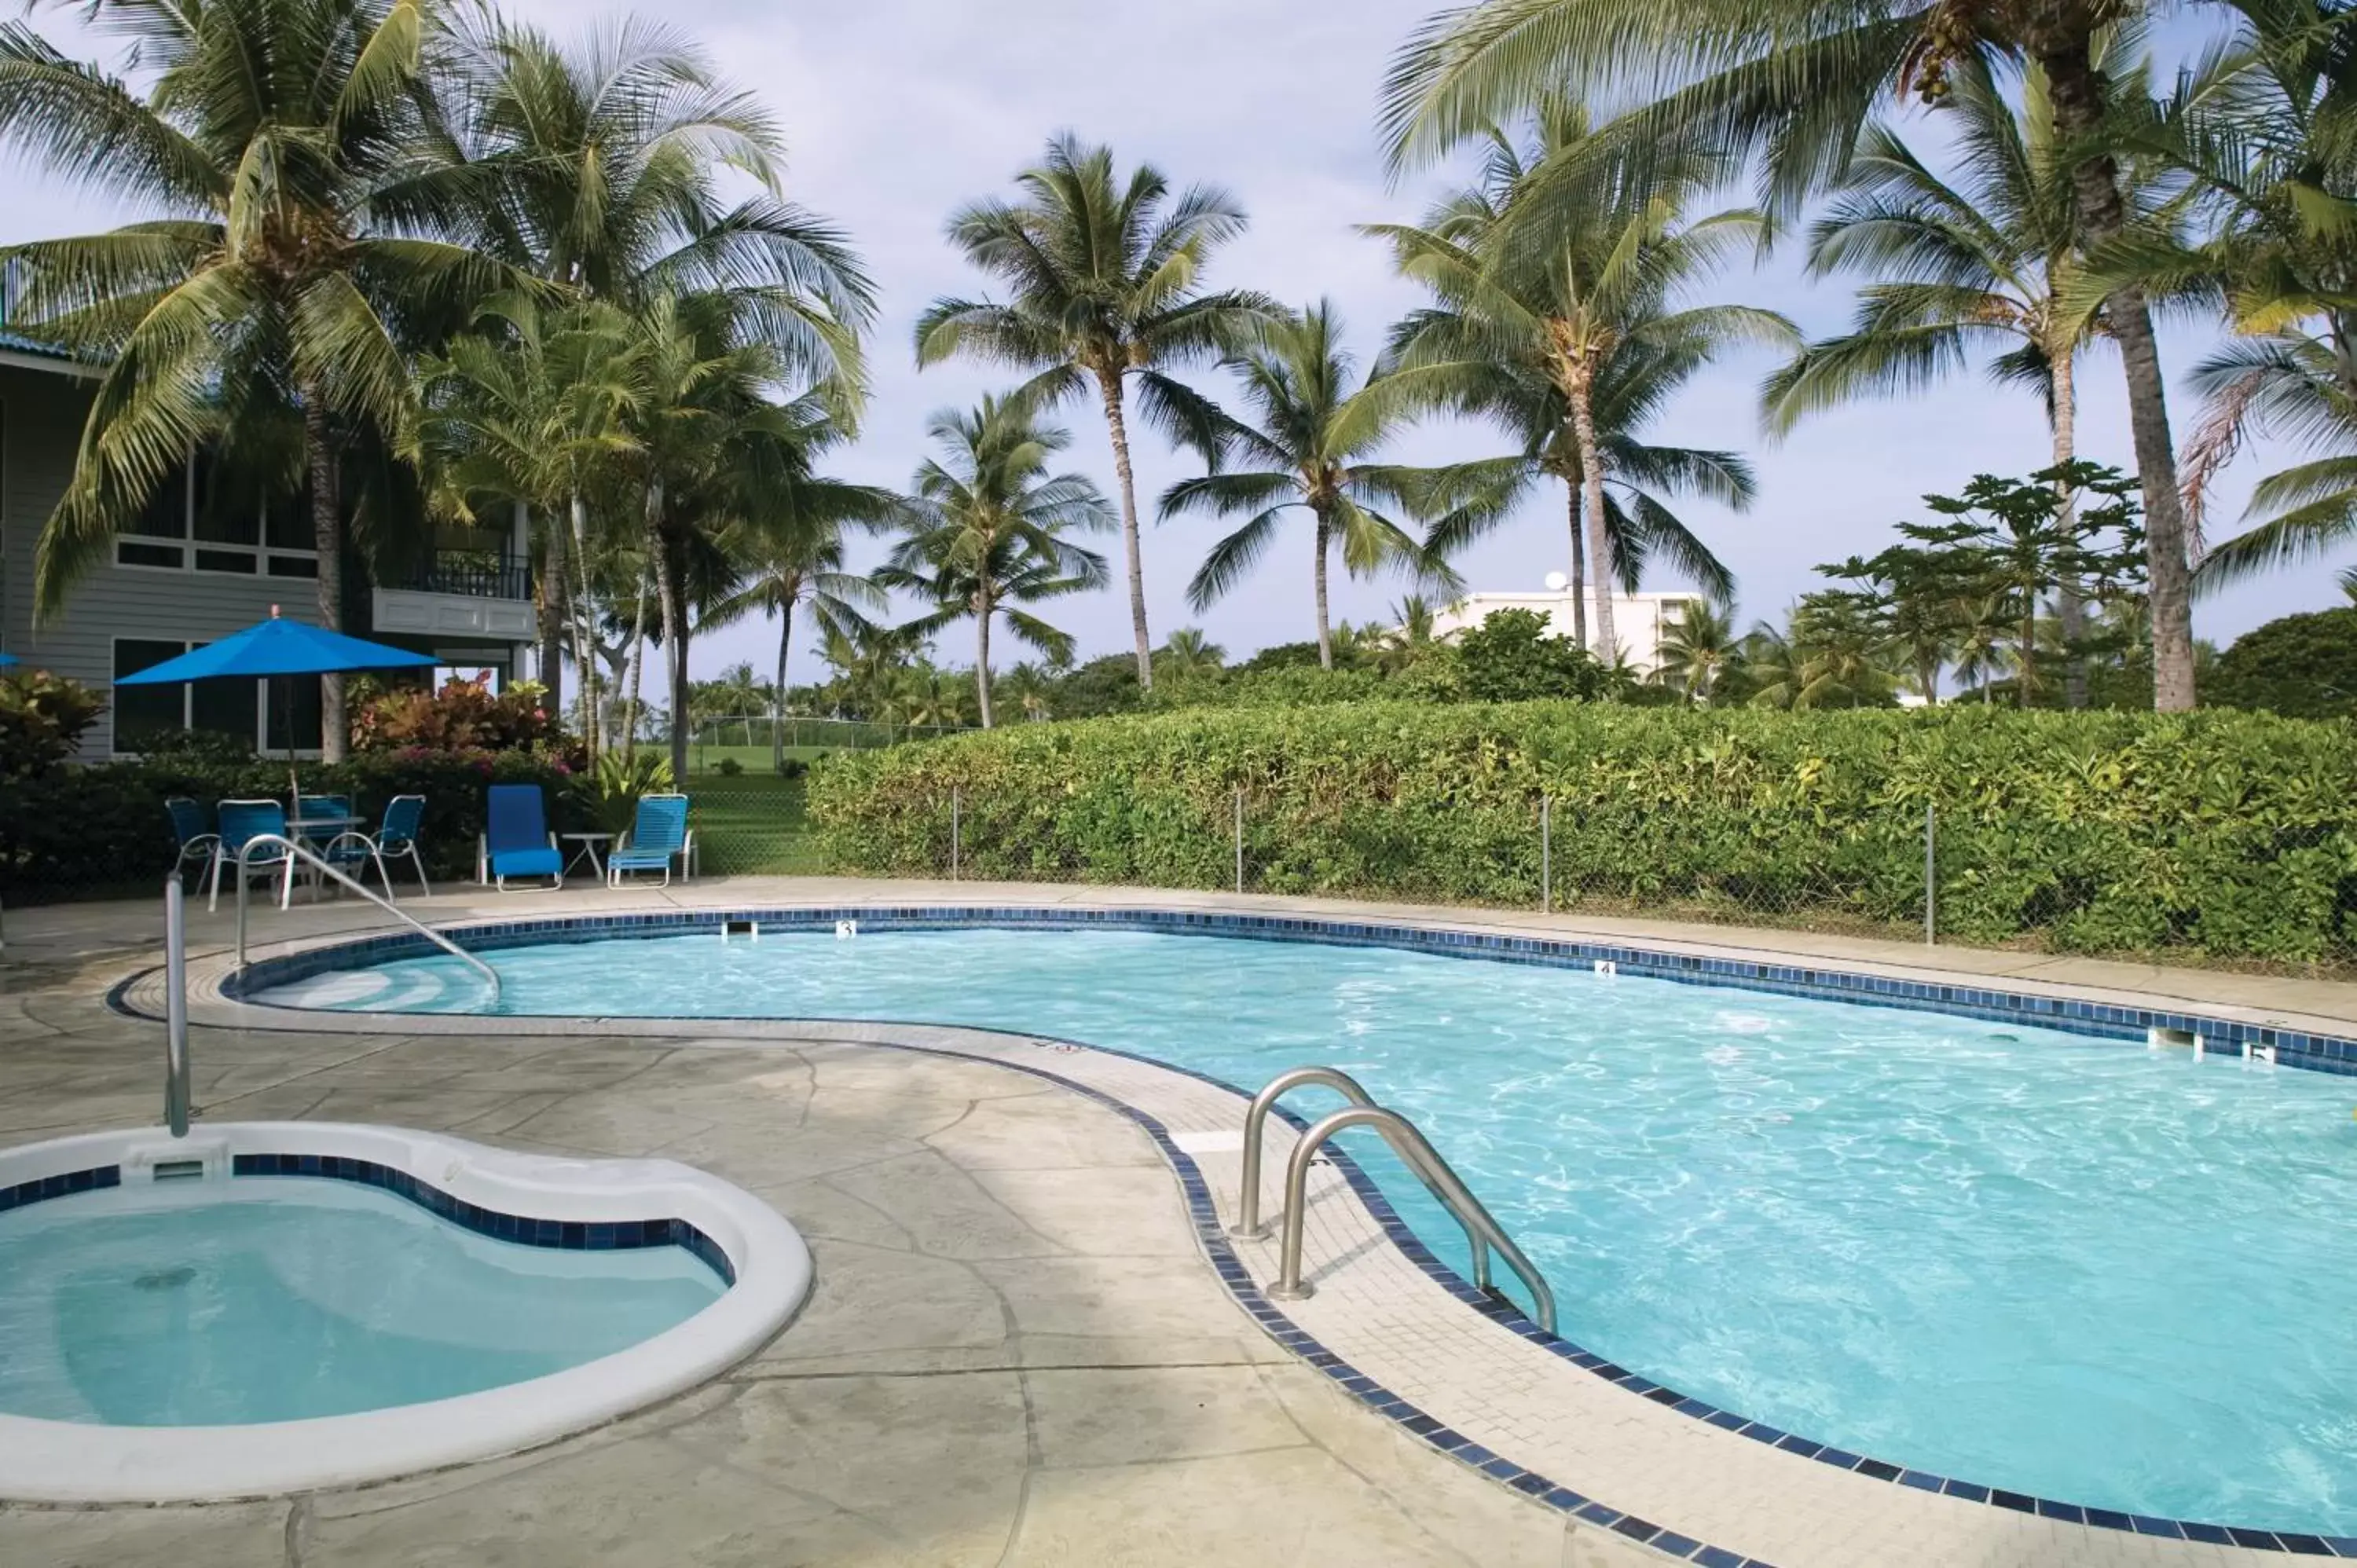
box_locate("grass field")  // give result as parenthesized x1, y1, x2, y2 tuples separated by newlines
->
(679, 744, 839, 775)
(688, 775, 823, 875)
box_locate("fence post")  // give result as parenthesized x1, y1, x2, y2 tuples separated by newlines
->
(1233, 786, 1244, 895)
(1541, 796, 1552, 914)
(951, 786, 962, 883)
(1923, 800, 1937, 946)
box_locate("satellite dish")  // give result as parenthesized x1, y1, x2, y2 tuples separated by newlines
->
(1543, 571, 1570, 592)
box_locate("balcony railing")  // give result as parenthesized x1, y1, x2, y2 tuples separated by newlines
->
(391, 557, 532, 602)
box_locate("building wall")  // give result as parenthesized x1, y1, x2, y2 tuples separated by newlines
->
(1431, 590, 1703, 675)
(1, 361, 326, 757)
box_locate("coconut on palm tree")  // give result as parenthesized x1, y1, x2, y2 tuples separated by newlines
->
(916, 135, 1274, 687)
(1159, 301, 1468, 670)
(882, 397, 1113, 729)
(1380, 0, 2207, 709)
(1366, 101, 1792, 659)
(2, 0, 528, 760)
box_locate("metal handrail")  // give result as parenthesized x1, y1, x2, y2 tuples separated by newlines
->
(1233, 1066, 1384, 1239)
(163, 874, 191, 1136)
(233, 833, 501, 1007)
(1269, 1105, 1556, 1334)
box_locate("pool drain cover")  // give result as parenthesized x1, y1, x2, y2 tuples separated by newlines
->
(132, 1266, 197, 1291)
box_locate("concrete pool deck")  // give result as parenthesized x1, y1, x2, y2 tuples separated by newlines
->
(6, 876, 2355, 1566)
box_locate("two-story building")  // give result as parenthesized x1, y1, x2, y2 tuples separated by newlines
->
(0, 332, 537, 757)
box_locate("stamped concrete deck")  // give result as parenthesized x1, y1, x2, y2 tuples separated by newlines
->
(7, 877, 2355, 1567)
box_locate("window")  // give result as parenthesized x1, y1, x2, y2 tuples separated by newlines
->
(110, 639, 322, 756)
(114, 452, 317, 577)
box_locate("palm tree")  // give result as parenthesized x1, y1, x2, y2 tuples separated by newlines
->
(1160, 302, 1466, 669)
(1156, 628, 1227, 679)
(429, 11, 874, 709)
(916, 134, 1272, 687)
(1380, 595, 1440, 671)
(1650, 599, 1740, 701)
(2, 0, 526, 760)
(996, 661, 1057, 722)
(700, 491, 891, 773)
(1380, 0, 2207, 710)
(1760, 56, 2138, 705)
(882, 397, 1114, 729)
(1367, 101, 1792, 659)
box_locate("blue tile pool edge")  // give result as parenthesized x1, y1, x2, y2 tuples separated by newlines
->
(211, 903, 2357, 1079)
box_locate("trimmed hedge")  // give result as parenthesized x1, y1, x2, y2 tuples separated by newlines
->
(808, 703, 2357, 965)
(0, 749, 576, 900)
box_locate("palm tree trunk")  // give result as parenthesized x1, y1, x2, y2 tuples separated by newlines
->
(773, 592, 794, 775)
(1313, 509, 1334, 670)
(622, 559, 651, 764)
(976, 597, 995, 729)
(654, 529, 690, 782)
(2051, 349, 2089, 709)
(1566, 389, 1618, 662)
(566, 493, 600, 756)
(1565, 482, 1588, 648)
(302, 390, 347, 763)
(1094, 368, 1155, 688)
(535, 503, 565, 722)
(2040, 41, 2195, 711)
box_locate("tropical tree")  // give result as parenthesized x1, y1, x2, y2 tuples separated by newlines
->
(1380, 595, 1441, 670)
(1759, 54, 2147, 704)
(881, 397, 1113, 728)
(1155, 628, 1227, 679)
(1368, 100, 1792, 659)
(1649, 598, 1741, 700)
(1747, 597, 1900, 708)
(0, 0, 528, 760)
(1160, 302, 1469, 669)
(995, 661, 1057, 722)
(1380, 0, 2207, 709)
(916, 134, 1273, 687)
(700, 489, 891, 773)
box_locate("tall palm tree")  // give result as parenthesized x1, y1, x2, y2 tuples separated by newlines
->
(1367, 101, 1792, 659)
(700, 496, 891, 774)
(2, 0, 525, 760)
(1761, 55, 2142, 705)
(1380, 0, 2207, 710)
(429, 11, 874, 708)
(882, 397, 1113, 729)
(916, 134, 1273, 687)
(1160, 302, 1467, 669)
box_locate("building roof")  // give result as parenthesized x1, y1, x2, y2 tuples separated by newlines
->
(0, 261, 93, 372)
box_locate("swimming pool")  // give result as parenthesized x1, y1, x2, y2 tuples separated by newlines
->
(262, 921, 2357, 1535)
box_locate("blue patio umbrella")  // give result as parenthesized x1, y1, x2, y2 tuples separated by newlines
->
(116, 607, 435, 762)
(0, 651, 16, 667)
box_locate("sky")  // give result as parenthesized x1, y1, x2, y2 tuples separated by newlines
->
(7, 0, 2333, 683)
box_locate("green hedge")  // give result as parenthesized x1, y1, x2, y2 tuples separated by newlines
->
(807, 703, 2357, 965)
(0, 750, 576, 900)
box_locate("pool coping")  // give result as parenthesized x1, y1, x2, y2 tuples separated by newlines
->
(119, 896, 2355, 1561)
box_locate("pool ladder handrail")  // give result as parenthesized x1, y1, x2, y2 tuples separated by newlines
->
(233, 833, 501, 1009)
(1231, 1066, 1557, 1335)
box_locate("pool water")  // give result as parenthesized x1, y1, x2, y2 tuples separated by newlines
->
(0, 1178, 724, 1425)
(273, 925, 2357, 1531)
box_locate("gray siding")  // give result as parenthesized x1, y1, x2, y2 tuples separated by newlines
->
(1, 361, 324, 757)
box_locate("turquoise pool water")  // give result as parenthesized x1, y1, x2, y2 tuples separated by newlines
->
(271, 925, 2357, 1531)
(0, 1178, 724, 1425)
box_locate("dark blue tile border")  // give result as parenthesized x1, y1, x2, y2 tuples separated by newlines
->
(229, 1152, 735, 1287)
(148, 901, 2357, 1555)
(0, 1163, 121, 1213)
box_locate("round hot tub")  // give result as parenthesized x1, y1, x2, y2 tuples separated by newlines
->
(0, 1123, 809, 1501)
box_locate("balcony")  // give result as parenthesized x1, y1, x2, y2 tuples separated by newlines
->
(373, 552, 535, 643)
(390, 556, 533, 602)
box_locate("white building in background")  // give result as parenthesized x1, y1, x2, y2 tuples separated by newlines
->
(1431, 577, 1703, 676)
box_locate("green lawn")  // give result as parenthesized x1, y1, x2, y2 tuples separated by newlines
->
(688, 775, 823, 876)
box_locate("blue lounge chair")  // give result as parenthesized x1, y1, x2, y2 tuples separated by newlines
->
(607, 793, 692, 888)
(210, 800, 295, 912)
(166, 797, 219, 886)
(325, 794, 430, 899)
(478, 785, 563, 891)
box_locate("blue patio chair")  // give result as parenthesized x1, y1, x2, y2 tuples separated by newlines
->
(166, 797, 218, 886)
(607, 793, 693, 888)
(210, 799, 295, 913)
(324, 793, 430, 899)
(291, 791, 356, 843)
(478, 785, 563, 891)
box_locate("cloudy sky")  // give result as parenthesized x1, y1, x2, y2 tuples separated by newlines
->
(11, 0, 2326, 681)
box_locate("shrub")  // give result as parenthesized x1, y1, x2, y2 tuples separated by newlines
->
(0, 671, 106, 781)
(350, 676, 573, 758)
(2209, 607, 2357, 720)
(808, 702, 2357, 965)
(1452, 609, 1618, 702)
(0, 749, 574, 899)
(566, 749, 676, 836)
(714, 757, 744, 777)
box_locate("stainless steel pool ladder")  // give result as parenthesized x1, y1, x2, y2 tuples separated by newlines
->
(1230, 1066, 1557, 1334)
(231, 834, 501, 1007)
